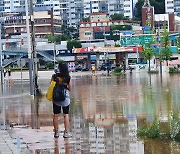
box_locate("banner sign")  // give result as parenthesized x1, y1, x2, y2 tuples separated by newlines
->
(72, 46, 142, 53)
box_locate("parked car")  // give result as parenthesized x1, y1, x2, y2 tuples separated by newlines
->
(75, 65, 82, 72)
(82, 67, 89, 71)
(99, 64, 116, 71)
(111, 64, 116, 69)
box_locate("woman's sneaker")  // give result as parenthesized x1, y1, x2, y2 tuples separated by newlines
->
(63, 130, 72, 138)
(54, 131, 59, 138)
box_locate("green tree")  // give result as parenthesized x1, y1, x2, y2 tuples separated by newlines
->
(45, 34, 70, 43)
(110, 14, 129, 20)
(45, 34, 54, 43)
(61, 24, 78, 39)
(160, 27, 172, 66)
(177, 33, 180, 54)
(142, 47, 155, 72)
(135, 0, 165, 20)
(82, 17, 90, 22)
(111, 25, 132, 31)
(67, 40, 82, 53)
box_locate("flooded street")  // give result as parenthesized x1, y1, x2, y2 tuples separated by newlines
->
(0, 71, 180, 153)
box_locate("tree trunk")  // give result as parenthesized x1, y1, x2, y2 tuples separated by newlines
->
(166, 60, 168, 66)
(160, 61, 162, 75)
(148, 59, 151, 73)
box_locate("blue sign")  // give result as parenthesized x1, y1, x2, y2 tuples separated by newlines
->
(142, 26, 151, 30)
(121, 30, 134, 35)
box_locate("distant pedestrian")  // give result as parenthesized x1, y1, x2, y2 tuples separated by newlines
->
(4, 69, 7, 77)
(91, 65, 96, 75)
(7, 68, 14, 86)
(123, 64, 126, 73)
(129, 66, 133, 73)
(50, 62, 72, 138)
(8, 68, 11, 77)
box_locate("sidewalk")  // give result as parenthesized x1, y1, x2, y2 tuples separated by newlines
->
(0, 130, 19, 154)
(8, 70, 107, 80)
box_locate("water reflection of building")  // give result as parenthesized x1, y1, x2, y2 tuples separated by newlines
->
(89, 124, 105, 153)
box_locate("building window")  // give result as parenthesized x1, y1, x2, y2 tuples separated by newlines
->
(84, 32, 91, 37)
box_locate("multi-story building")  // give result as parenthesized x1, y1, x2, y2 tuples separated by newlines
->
(108, 0, 124, 16)
(83, 0, 108, 17)
(124, 0, 138, 19)
(59, 0, 84, 27)
(165, 0, 174, 14)
(4, 10, 61, 38)
(1, 0, 139, 30)
(79, 13, 141, 41)
(165, 0, 180, 16)
(1, 0, 61, 16)
(83, 0, 137, 19)
(35, 0, 61, 16)
(174, 0, 180, 16)
(154, 14, 180, 32)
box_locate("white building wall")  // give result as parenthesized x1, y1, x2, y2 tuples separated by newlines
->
(108, 0, 124, 15)
(123, 0, 138, 19)
(165, 0, 174, 14)
(83, 0, 108, 17)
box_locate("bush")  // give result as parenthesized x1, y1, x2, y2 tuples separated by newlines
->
(169, 67, 180, 73)
(137, 121, 160, 139)
(113, 67, 122, 73)
(46, 62, 54, 69)
(147, 121, 160, 138)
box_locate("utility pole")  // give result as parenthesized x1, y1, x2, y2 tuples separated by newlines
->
(0, 24, 4, 93)
(29, 0, 39, 96)
(25, 0, 33, 96)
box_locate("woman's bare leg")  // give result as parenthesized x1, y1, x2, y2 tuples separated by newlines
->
(53, 114, 59, 131)
(64, 114, 69, 131)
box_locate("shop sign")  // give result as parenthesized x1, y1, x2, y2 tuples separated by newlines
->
(128, 53, 137, 58)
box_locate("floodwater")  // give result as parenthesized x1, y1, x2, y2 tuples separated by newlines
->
(0, 71, 180, 154)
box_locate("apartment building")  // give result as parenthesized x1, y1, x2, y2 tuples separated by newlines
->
(124, 0, 138, 19)
(83, 0, 108, 17)
(4, 10, 61, 38)
(108, 0, 124, 16)
(165, 0, 174, 14)
(1, 0, 139, 30)
(174, 0, 180, 16)
(59, 0, 84, 27)
(83, 0, 137, 19)
(1, 0, 61, 16)
(165, 0, 180, 16)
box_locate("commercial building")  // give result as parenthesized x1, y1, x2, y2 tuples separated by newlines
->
(4, 10, 61, 38)
(154, 14, 180, 32)
(79, 13, 141, 42)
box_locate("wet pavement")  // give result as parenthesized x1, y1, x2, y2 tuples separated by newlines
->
(0, 70, 180, 153)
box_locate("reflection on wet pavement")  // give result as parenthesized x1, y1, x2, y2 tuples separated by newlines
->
(0, 72, 180, 153)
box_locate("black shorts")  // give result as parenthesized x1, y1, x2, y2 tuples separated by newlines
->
(53, 103, 69, 114)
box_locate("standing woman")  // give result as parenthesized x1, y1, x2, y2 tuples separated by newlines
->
(51, 62, 72, 138)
